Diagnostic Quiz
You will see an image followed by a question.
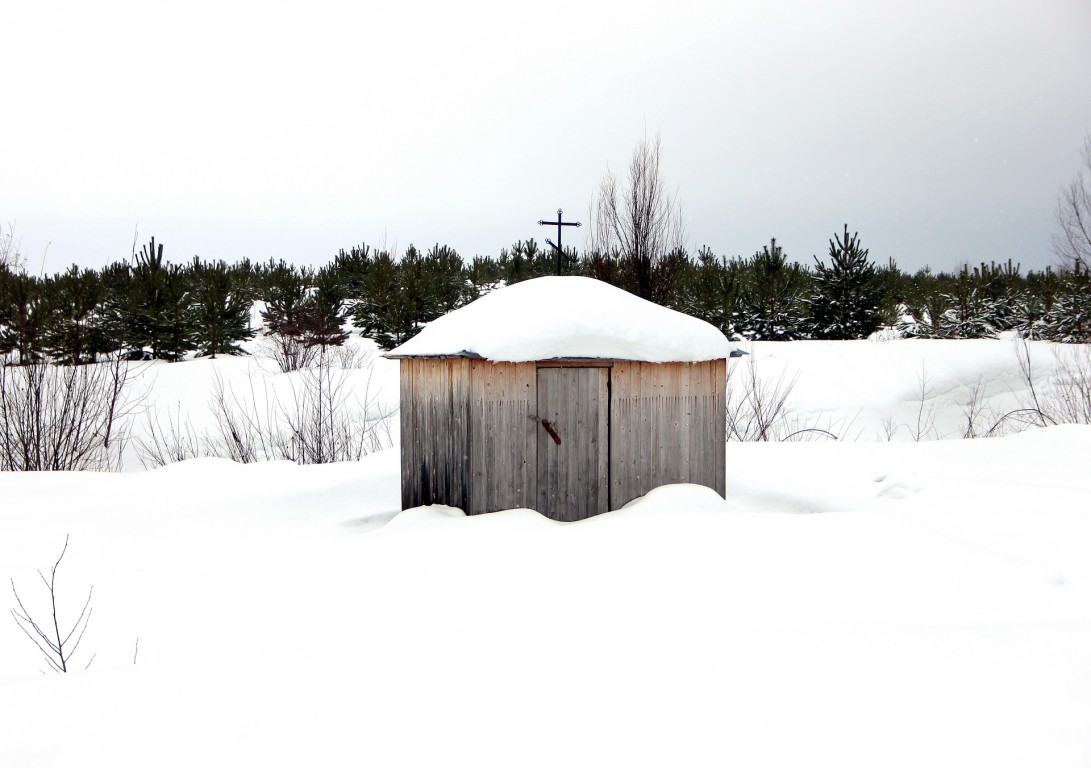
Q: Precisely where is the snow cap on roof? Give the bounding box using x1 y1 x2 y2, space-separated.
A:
387 275 734 363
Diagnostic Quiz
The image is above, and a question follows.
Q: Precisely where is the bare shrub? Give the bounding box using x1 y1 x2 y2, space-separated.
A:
958 378 988 439
259 332 320 374
726 351 799 441
985 338 1091 436
10 535 95 673
205 347 395 464
134 402 205 469
0 355 137 471
208 371 270 463
725 351 848 442
1048 344 1091 424
275 352 392 463
908 366 939 442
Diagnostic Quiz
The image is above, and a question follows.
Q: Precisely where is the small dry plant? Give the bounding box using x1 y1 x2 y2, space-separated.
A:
10 535 95 673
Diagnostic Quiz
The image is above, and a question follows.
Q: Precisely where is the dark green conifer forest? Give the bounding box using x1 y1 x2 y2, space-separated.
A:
1 229 1088 364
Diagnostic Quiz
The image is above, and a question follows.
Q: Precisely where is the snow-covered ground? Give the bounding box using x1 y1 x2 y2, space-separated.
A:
2 337 1090 767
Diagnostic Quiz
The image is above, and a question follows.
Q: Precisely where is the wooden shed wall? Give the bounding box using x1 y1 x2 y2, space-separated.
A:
399 357 471 512
608 360 726 509
399 357 727 518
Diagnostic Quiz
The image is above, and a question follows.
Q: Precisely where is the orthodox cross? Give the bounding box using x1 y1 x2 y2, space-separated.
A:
538 208 581 275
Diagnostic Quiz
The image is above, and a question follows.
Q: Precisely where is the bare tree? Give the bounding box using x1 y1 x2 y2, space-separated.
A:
10 535 95 673
589 133 688 302
1053 134 1091 272
1 222 26 272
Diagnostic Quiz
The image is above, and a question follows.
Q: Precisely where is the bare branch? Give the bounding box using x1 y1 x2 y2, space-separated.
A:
9 536 94 673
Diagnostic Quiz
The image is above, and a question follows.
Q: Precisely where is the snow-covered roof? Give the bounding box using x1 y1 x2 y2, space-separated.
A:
386 276 734 363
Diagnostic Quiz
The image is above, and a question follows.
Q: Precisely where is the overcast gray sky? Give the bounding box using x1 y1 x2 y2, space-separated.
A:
4 0 1090 276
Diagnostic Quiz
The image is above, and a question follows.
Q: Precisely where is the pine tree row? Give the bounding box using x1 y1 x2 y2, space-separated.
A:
2 230 1088 365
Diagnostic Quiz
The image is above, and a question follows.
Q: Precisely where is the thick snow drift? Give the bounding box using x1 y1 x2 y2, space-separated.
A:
386 276 734 362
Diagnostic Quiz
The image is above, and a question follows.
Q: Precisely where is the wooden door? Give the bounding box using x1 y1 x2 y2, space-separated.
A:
535 367 609 522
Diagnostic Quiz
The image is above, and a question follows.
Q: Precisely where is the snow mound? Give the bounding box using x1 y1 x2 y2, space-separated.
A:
387 276 734 362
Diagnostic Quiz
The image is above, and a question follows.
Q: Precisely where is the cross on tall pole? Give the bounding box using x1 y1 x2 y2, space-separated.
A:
538 208 581 276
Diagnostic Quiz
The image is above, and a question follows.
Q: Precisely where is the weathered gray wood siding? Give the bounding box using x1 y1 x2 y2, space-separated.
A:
400 357 727 518
609 360 726 509
399 357 471 511
535 367 609 522
467 360 536 514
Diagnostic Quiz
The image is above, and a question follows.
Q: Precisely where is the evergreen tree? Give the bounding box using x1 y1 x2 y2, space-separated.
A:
97 261 135 354
677 246 741 337
351 249 413 349
331 244 373 301
299 264 350 349
581 248 623 289
191 258 255 357
1041 264 1091 342
498 239 553 285
808 225 883 340
41 266 111 364
157 263 196 360
398 245 431 332
122 238 194 360
260 261 310 338
0 270 47 362
735 238 810 341
933 262 1023 339
897 267 954 338
424 243 467 316
464 255 503 300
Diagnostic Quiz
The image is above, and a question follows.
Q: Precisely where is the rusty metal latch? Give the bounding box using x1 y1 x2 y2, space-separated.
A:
529 414 562 445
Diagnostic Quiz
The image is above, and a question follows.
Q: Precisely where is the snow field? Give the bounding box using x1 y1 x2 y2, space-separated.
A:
1 338 1090 766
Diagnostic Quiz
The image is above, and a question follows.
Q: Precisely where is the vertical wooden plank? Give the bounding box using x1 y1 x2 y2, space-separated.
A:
468 360 485 514
712 358 727 496
519 363 536 511
596 366 609 514
400 359 416 509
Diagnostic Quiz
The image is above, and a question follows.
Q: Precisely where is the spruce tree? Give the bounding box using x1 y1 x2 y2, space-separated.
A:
808 225 883 340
